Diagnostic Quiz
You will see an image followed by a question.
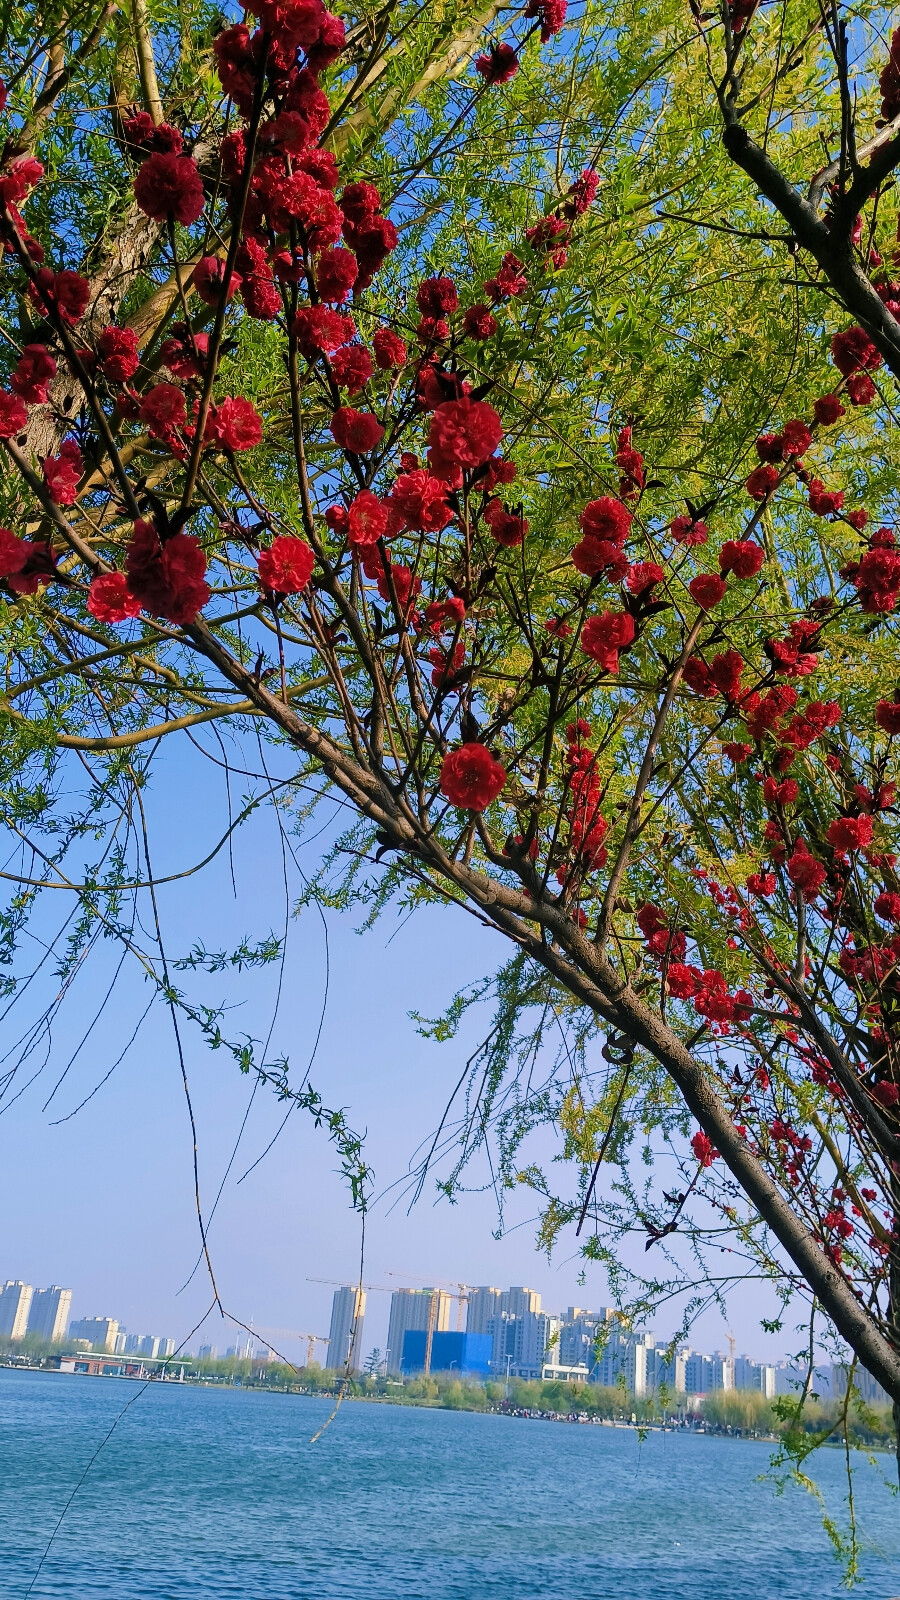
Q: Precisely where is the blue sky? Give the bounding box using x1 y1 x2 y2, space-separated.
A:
0 733 793 1366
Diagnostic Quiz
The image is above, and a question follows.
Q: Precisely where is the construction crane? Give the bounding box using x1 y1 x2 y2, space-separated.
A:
307 1277 392 1292
385 1271 471 1333
256 1327 328 1366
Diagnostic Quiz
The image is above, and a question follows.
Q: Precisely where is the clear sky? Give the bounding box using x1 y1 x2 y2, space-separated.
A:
0 733 792 1366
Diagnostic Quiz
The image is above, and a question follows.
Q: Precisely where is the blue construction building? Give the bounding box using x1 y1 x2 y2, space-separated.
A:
400 1330 492 1375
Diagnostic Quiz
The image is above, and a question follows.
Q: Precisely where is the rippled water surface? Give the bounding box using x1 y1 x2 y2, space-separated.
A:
3 1368 900 1598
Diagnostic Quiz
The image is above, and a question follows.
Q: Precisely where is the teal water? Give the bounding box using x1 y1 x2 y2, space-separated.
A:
2 1370 900 1599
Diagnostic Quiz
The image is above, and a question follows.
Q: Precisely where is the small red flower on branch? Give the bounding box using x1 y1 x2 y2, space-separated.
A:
257 536 315 595
440 743 507 810
581 610 636 673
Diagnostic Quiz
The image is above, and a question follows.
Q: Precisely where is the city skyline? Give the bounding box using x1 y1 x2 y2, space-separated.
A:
2 1266 883 1402
0 1266 807 1377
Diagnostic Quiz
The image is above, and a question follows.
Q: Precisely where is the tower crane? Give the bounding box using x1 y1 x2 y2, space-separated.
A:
256 1327 329 1366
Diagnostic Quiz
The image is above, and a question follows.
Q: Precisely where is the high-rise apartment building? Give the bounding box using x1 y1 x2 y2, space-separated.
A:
591 1324 656 1396
68 1317 119 1352
157 1338 175 1359
0 1281 34 1340
327 1286 366 1372
644 1342 687 1393
558 1308 614 1372
198 1344 218 1361
26 1286 72 1343
386 1288 450 1373
466 1287 503 1335
475 1286 544 1374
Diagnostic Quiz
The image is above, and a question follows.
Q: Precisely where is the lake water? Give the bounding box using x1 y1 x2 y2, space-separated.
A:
2 1369 900 1599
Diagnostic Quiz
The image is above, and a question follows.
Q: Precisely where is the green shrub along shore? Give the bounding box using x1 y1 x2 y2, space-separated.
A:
3 1337 894 1450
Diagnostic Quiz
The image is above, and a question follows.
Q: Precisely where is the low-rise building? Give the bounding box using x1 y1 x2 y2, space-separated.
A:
400 1330 492 1375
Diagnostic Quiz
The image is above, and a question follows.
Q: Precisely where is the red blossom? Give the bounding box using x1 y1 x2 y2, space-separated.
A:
192 256 241 307
826 814 874 854
427 397 503 477
475 43 519 83
670 515 708 546
98 326 140 383
831 326 881 376
763 777 798 807
417 277 458 318
722 741 752 763
87 571 141 623
205 397 263 451
580 610 636 672
376 560 420 612
683 658 716 697
372 327 407 369
579 497 631 545
139 383 186 440
425 597 466 632
689 574 725 610
160 327 208 380
440 743 507 809
847 372 877 405
462 304 498 340
484 499 527 546
746 871 776 897
134 152 205 225
42 439 82 505
0 155 43 209
787 839 827 901
876 700 900 735
28 268 90 324
390 470 453 532
523 0 568 43
691 1130 718 1167
6 541 59 595
330 407 384 454
293 305 356 359
719 539 764 579
625 560 663 595
667 963 701 999
11 344 55 404
755 433 784 463
484 251 527 301
257 536 315 595
571 536 629 580
813 393 845 426
875 891 900 923
808 479 844 517
745 464 779 500
0 391 27 437
710 649 744 700
780 419 811 457
315 247 358 302
330 345 374 393
126 520 210 625
853 545 900 612
347 491 389 547
0 527 29 577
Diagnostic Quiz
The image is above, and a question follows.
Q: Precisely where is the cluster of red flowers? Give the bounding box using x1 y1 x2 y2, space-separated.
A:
561 724 609 876
842 527 900 613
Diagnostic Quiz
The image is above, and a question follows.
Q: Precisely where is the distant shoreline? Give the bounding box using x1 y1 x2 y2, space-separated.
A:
0 1362 866 1450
